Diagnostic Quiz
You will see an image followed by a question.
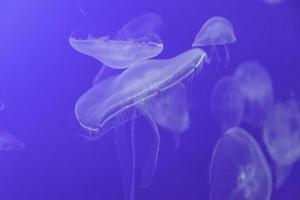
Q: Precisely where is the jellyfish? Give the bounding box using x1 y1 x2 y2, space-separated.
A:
0 131 25 151
209 127 272 200
93 65 122 85
234 61 274 126
75 48 207 200
69 12 163 69
192 16 236 67
0 102 4 111
211 76 244 131
263 99 300 187
263 0 285 5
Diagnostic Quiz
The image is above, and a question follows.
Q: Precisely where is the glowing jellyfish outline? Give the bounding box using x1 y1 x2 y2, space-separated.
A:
211 75 244 131
192 16 236 66
75 48 207 200
209 127 272 200
263 99 300 187
0 131 25 151
69 12 163 69
234 61 274 126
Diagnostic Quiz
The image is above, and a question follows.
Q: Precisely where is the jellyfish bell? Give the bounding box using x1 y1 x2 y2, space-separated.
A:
75 48 207 199
211 75 244 131
0 131 25 151
209 127 272 200
234 61 274 126
192 16 236 66
263 99 300 184
69 13 164 70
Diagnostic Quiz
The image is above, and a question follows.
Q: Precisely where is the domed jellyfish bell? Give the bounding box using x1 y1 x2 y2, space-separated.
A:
69 12 164 70
75 48 207 200
209 127 272 200
263 99 300 188
211 75 244 131
234 61 274 127
0 131 25 151
192 16 236 68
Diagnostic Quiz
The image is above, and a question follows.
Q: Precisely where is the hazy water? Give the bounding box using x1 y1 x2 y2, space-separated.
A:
0 0 300 199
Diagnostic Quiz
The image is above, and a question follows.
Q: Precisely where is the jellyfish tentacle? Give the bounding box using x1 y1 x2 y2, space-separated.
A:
113 116 136 200
139 107 160 188
223 44 230 68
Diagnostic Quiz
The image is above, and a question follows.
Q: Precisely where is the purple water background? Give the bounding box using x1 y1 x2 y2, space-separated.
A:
0 0 299 199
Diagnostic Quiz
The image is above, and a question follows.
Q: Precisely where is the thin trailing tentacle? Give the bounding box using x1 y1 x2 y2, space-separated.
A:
113 111 136 200
139 107 160 188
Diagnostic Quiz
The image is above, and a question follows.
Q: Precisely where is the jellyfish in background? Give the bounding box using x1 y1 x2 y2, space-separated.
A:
75 48 207 200
0 131 25 151
234 61 274 126
69 12 163 69
0 102 4 111
211 76 244 131
263 0 285 5
263 99 300 187
192 16 236 66
209 127 272 200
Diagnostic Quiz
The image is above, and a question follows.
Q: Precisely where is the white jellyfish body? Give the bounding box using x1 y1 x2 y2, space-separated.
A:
209 127 272 200
0 131 25 151
69 12 163 69
234 61 274 126
0 102 4 111
75 48 207 200
211 76 244 130
263 99 300 187
192 16 236 66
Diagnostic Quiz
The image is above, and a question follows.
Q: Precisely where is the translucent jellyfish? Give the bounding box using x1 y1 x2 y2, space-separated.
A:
0 102 4 111
0 131 25 151
69 12 163 69
234 61 274 126
263 99 300 187
209 127 272 200
75 48 207 200
192 16 236 66
211 76 244 131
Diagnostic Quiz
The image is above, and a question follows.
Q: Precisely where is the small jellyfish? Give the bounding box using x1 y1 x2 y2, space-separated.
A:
0 131 25 151
234 61 274 126
263 99 300 187
69 12 163 69
192 16 236 67
75 48 207 200
209 127 272 200
211 76 244 131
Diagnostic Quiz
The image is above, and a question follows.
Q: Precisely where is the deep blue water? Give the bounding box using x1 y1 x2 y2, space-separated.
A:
0 0 300 199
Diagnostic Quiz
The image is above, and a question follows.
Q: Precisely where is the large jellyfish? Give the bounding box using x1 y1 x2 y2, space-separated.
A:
211 76 244 131
192 16 236 66
263 99 300 187
234 61 274 126
69 12 163 69
75 48 207 200
209 127 272 200
0 131 25 151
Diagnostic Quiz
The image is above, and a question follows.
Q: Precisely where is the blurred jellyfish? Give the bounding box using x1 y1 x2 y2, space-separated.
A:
69 12 163 69
263 99 300 187
234 61 274 126
142 83 190 149
211 76 244 131
192 16 236 66
0 131 25 151
75 48 207 200
263 0 285 5
209 127 272 200
0 102 4 111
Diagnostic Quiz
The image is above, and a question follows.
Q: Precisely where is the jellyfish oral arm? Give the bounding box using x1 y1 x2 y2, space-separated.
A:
138 107 160 188
113 120 136 200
